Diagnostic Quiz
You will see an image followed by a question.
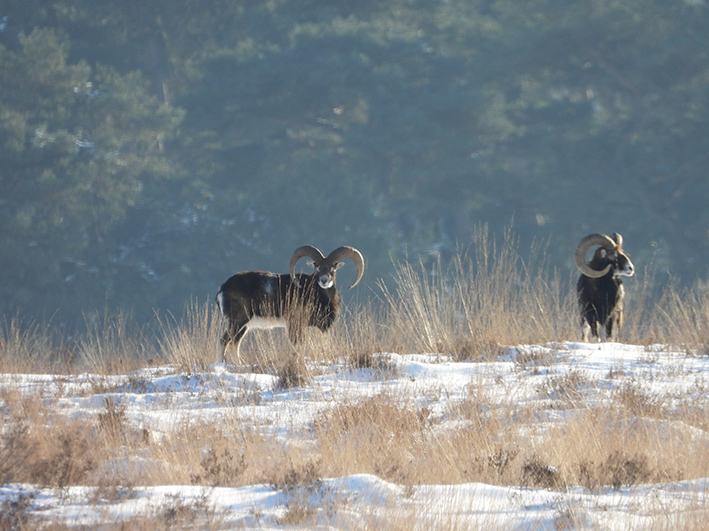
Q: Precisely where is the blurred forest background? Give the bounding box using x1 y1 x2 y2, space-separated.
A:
1 0 708 327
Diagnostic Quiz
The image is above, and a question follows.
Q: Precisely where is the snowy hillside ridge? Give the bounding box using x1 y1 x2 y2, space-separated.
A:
1 342 708 530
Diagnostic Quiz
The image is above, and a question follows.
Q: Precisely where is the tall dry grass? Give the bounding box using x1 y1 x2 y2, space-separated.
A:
155 299 224 372
76 311 159 373
643 281 709 348
2 226 705 376
0 317 58 373
378 227 577 358
0 311 158 375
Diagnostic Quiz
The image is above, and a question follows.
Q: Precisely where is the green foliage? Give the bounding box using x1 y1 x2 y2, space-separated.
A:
0 26 182 320
1 0 709 324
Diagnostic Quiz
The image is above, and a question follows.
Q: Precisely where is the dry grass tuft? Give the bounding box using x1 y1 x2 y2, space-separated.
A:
530 408 702 491
157 300 223 371
149 416 271 488
521 457 562 489
0 492 36 531
0 318 62 374
0 396 96 487
76 311 157 374
316 393 429 484
275 355 310 389
537 369 593 405
268 455 322 490
278 500 318 527
613 382 668 418
379 227 577 355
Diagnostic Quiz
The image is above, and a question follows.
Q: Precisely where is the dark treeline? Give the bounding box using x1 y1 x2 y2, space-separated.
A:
1 0 708 326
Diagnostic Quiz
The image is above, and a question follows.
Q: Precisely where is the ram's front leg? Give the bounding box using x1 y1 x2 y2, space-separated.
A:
607 307 623 342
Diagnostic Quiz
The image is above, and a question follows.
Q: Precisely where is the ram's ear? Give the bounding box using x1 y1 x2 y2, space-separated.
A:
306 260 317 269
598 249 607 258
334 261 345 270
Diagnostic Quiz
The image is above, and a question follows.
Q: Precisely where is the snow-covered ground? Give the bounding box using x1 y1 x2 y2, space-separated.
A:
1 341 708 529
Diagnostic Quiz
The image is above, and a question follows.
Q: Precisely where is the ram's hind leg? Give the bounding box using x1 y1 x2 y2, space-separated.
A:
218 323 248 364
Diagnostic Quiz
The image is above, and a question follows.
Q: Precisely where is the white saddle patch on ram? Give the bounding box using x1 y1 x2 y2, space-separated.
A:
247 316 287 330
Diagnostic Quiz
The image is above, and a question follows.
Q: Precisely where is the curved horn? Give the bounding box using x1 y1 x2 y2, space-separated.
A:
289 245 325 278
612 232 623 248
575 233 616 278
325 246 365 289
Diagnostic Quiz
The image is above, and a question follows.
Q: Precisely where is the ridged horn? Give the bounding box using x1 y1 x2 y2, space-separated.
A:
575 233 617 278
289 245 326 278
612 232 623 248
325 246 365 289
